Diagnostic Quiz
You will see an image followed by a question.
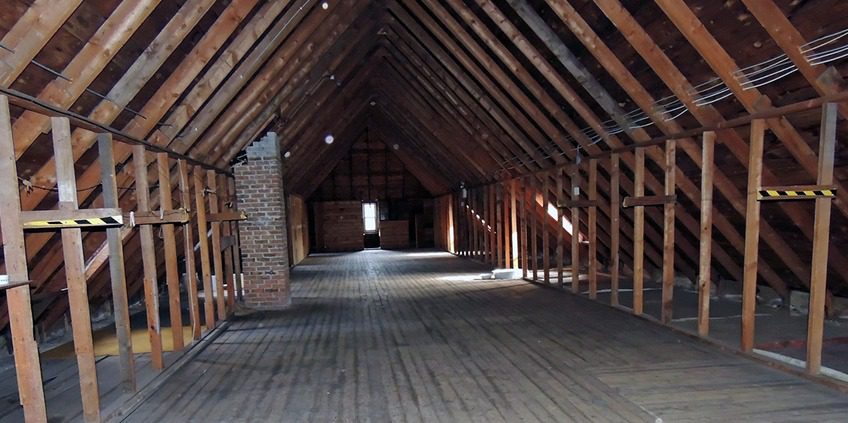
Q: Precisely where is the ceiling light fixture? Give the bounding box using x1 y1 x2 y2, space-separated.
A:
321 1 329 10
324 133 334 144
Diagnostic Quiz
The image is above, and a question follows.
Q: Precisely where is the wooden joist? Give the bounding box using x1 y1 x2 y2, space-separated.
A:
622 195 677 208
0 95 47 421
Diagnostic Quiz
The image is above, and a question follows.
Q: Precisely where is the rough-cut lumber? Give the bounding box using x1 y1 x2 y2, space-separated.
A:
98 133 135 392
133 145 165 370
806 103 838 374
698 132 716 337
158 153 184 351
52 117 100 422
0 95 47 422
742 120 766 353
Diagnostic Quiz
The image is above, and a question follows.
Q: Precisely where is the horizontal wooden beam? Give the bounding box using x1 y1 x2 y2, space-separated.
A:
622 195 677 208
20 208 123 229
207 210 247 222
558 199 602 208
0 89 231 175
130 209 190 226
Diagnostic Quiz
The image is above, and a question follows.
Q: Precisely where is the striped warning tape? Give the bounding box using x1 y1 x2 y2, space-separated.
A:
23 215 123 229
757 189 835 200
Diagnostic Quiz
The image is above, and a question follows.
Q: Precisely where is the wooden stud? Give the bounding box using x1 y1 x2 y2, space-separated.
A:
610 153 621 306
662 140 677 323
483 186 490 263
556 168 565 288
510 179 519 269
179 161 202 340
496 183 504 267
97 133 135 391
698 132 716 337
53 117 101 422
0 95 47 422
227 177 242 305
530 178 539 281
219 174 235 313
207 170 226 321
742 119 766 353
570 164 581 294
520 177 528 278
806 103 838 374
588 159 598 299
633 148 645 315
132 144 164 370
157 153 184 351
469 189 476 260
543 172 551 284
194 167 216 331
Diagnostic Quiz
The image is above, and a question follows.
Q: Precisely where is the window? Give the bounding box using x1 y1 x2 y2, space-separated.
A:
362 202 378 233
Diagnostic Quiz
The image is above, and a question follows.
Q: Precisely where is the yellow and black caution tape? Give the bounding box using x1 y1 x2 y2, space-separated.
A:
757 189 835 200
23 215 123 229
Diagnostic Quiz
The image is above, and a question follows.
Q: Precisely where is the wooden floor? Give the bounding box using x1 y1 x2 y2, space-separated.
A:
125 250 848 422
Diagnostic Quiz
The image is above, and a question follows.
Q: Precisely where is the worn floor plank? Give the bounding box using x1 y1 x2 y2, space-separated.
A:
125 250 848 422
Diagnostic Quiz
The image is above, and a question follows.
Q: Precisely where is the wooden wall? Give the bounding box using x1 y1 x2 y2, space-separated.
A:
288 194 310 265
312 201 364 252
380 220 409 249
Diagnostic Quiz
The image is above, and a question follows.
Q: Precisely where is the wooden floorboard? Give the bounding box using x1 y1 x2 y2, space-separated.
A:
124 250 848 422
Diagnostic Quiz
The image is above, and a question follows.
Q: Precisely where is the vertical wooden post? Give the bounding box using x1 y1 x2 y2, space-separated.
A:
542 172 551 285
132 145 164 370
570 164 581 294
496 183 504 267
610 153 621 307
227 177 243 305
469 189 476 261
510 179 519 269
489 184 496 265
489 184 495 265
633 148 646 315
556 168 565 288
157 153 184 351
742 119 766 353
194 168 216 330
588 159 598 300
208 170 226 321
520 177 528 278
698 132 716 337
530 177 539 281
0 95 47 422
219 174 234 314
662 140 677 323
500 184 506 266
178 161 202 340
53 117 100 422
98 133 135 391
806 103 838 374
483 185 490 264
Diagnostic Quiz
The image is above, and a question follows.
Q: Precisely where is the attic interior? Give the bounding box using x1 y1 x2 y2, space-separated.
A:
1 0 848 421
